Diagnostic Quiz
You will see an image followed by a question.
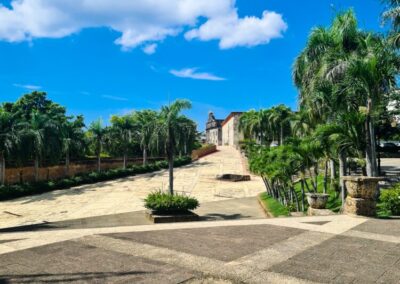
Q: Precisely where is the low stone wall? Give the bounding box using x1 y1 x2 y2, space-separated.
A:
4 158 162 185
191 145 217 160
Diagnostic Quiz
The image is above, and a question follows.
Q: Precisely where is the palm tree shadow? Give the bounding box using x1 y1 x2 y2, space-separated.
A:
0 271 152 283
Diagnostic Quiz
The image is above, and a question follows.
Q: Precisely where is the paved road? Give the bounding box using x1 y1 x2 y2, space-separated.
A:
0 147 265 229
0 215 398 283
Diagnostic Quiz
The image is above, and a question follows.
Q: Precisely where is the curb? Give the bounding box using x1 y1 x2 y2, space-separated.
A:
257 193 274 218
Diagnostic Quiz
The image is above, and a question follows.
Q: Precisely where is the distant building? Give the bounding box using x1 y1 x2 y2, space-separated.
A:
205 112 223 146
221 112 244 147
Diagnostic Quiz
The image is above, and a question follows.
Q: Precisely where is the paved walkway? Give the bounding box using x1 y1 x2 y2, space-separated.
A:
0 147 265 229
0 215 399 283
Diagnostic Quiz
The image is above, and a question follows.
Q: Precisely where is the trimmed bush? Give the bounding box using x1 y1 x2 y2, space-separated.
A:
144 191 199 213
0 156 192 201
379 186 400 216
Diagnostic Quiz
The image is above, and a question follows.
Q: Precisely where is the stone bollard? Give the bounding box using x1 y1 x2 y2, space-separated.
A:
342 176 383 217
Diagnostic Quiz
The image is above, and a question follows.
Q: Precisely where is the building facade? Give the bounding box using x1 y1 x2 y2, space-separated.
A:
205 112 223 146
221 112 243 147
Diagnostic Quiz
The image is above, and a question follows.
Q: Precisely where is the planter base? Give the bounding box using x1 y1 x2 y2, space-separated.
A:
145 210 200 223
343 197 376 217
307 207 336 216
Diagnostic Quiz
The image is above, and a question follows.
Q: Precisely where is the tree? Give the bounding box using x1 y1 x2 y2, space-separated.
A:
151 100 192 195
0 108 17 185
61 116 85 175
382 0 400 47
268 105 292 145
88 119 106 172
110 115 136 169
132 110 158 165
19 111 57 181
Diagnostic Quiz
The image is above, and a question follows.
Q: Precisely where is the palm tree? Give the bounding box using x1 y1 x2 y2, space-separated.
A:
382 0 400 47
61 116 85 175
110 115 136 169
20 111 56 182
268 105 292 145
0 109 17 185
151 100 192 195
132 110 158 165
88 119 106 172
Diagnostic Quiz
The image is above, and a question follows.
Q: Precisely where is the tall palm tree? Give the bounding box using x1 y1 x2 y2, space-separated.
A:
382 0 400 47
0 109 17 185
151 99 192 195
20 111 57 182
268 105 292 145
110 115 136 169
88 119 106 172
61 116 85 175
132 110 158 165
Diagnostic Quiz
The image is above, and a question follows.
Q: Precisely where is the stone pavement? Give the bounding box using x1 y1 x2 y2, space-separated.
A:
0 146 265 229
0 215 399 283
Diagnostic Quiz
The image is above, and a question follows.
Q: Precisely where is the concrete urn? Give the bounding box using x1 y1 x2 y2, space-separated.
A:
306 193 330 209
342 176 383 217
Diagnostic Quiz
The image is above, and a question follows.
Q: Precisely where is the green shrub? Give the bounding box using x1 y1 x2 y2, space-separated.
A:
144 191 199 213
379 186 400 216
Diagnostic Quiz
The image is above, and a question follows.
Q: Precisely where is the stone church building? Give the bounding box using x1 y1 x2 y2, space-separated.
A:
206 111 244 147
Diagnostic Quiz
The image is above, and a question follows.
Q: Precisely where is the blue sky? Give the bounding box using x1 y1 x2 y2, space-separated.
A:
0 0 386 131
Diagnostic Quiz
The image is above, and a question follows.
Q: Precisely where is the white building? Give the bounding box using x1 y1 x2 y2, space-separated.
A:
221 112 244 147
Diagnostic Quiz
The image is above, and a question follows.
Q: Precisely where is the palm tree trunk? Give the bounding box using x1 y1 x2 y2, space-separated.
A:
143 148 148 166
34 155 39 182
339 150 347 207
365 99 378 177
300 180 305 211
123 153 127 170
323 160 328 194
280 124 284 145
65 150 70 177
0 152 5 185
330 159 335 190
168 152 174 195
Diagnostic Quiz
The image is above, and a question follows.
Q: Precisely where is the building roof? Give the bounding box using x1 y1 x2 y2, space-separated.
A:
221 112 243 127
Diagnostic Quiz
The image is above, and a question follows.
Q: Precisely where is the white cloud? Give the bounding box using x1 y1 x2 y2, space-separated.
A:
142 43 157 55
102 95 129 101
13 83 42 90
170 68 226 81
0 0 287 52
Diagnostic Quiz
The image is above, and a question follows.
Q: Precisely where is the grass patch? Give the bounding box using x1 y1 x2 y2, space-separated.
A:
259 192 290 217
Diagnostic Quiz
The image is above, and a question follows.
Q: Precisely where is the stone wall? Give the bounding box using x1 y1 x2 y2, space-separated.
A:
191 145 217 160
4 158 163 185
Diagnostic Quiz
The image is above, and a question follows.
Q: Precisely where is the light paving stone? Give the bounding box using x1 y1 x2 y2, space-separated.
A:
0 146 265 229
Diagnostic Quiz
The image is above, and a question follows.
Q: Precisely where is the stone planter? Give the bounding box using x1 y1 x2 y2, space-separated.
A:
342 176 384 217
306 193 330 209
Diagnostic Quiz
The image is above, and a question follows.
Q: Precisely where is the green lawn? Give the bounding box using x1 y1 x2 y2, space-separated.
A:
259 192 290 217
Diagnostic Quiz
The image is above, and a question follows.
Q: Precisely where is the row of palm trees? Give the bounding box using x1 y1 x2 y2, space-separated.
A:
88 100 195 194
0 92 197 194
242 7 400 210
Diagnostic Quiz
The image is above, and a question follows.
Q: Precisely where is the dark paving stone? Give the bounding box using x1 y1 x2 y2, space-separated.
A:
268 234 400 284
107 224 305 262
0 240 198 284
352 218 400 237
